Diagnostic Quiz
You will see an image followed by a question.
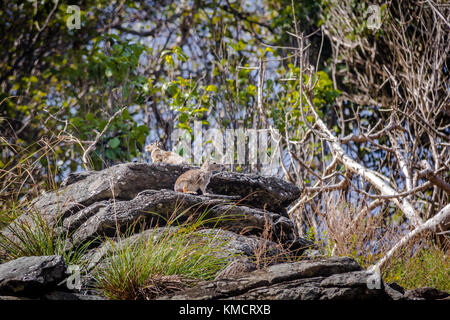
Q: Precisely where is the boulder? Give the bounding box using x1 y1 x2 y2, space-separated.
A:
0 295 35 300
32 163 301 221
2 163 303 253
159 256 393 300
207 170 302 213
43 291 105 300
384 283 405 300
65 190 301 248
214 259 257 280
0 255 66 296
404 287 449 300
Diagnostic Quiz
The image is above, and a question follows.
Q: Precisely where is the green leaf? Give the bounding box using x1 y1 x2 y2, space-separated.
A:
122 108 130 120
105 149 116 160
179 113 189 123
137 125 149 134
205 84 217 93
173 46 188 62
166 83 178 96
86 113 94 122
165 55 174 66
177 122 191 132
112 44 123 52
109 137 120 149
70 117 83 128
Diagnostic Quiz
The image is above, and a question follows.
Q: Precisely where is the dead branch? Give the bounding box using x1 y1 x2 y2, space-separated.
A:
374 203 450 270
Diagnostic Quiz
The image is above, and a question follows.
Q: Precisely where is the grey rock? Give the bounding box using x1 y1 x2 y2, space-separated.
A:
192 229 282 259
263 256 361 283
161 256 367 300
233 277 325 300
62 200 113 232
404 287 449 300
318 286 381 300
214 259 257 280
60 171 93 188
384 283 405 300
207 170 301 213
67 190 303 248
3 163 304 254
0 255 66 296
318 271 388 299
0 295 36 300
387 282 405 294
43 290 106 300
160 256 402 300
31 162 301 222
319 270 377 288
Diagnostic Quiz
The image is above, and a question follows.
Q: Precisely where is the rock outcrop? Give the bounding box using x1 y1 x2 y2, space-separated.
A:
404 287 450 300
33 162 301 220
0 255 66 296
0 162 447 300
5 163 303 249
66 189 298 248
161 257 396 300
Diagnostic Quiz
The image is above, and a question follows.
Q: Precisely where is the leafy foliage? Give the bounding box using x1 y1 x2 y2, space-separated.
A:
0 0 330 195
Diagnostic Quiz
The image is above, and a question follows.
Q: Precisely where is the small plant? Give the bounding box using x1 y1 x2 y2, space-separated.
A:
251 210 297 268
0 201 20 230
382 242 450 292
304 194 450 292
0 205 93 267
95 209 232 300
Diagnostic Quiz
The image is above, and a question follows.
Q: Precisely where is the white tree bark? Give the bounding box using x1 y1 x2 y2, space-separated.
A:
373 203 450 270
304 93 424 227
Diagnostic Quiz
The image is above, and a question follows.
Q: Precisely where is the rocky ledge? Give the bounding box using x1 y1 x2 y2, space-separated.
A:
0 162 447 300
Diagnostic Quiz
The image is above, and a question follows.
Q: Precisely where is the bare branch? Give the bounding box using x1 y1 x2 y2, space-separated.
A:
374 203 450 270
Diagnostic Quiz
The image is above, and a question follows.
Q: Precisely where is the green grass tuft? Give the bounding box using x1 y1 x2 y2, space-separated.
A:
0 206 93 267
95 221 231 300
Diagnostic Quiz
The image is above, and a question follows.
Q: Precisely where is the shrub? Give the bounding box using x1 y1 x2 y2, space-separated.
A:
0 206 93 267
382 242 450 292
95 224 231 300
94 208 233 300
